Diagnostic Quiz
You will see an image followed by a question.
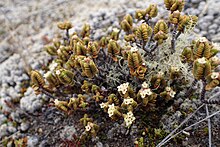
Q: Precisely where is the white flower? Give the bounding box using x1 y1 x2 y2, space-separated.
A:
140 90 146 98
85 124 91 131
128 98 133 104
169 90 176 98
54 99 60 106
108 103 115 109
100 102 108 109
145 89 152 96
113 28 120 33
130 46 138 52
171 66 179 72
57 49 61 55
197 57 206 64
56 70 61 75
212 43 220 51
210 56 219 62
140 89 152 98
166 87 171 92
49 61 58 71
124 99 130 105
158 72 164 76
123 98 134 105
142 82 149 89
108 110 114 117
127 111 133 118
198 37 207 42
211 72 219 79
44 71 52 78
117 82 129 94
108 104 116 117
124 111 136 127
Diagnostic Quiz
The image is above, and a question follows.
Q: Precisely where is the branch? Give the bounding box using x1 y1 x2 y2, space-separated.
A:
205 104 212 147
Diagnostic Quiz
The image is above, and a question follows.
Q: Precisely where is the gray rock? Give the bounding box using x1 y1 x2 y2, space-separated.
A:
20 121 30 132
27 136 39 147
0 124 9 139
7 125 17 133
59 126 77 140
20 87 43 113
96 141 104 147
0 114 7 125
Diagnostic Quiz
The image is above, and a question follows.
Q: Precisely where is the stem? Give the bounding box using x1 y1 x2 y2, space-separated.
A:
150 42 158 52
175 31 181 39
204 99 220 105
144 14 150 25
146 32 154 48
171 25 177 54
205 105 212 147
201 78 207 101
185 79 198 98
40 87 57 99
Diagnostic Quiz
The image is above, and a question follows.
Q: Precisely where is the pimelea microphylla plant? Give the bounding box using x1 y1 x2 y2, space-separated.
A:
31 0 220 145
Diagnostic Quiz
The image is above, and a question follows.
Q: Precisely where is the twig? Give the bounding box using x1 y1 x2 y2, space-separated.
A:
201 78 207 100
156 104 204 147
157 110 220 147
175 31 181 39
185 79 198 98
205 104 212 147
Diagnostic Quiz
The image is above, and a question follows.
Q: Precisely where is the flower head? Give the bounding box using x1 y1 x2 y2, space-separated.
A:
211 72 219 79
107 104 116 117
130 46 138 52
197 57 206 64
55 70 61 75
124 111 136 127
100 102 108 109
85 123 91 131
210 56 219 62
49 61 58 71
142 82 149 89
117 82 129 95
44 71 52 78
123 98 134 105
165 87 171 92
139 88 152 98
113 28 120 33
171 66 180 72
54 99 60 106
169 90 176 98
198 37 207 42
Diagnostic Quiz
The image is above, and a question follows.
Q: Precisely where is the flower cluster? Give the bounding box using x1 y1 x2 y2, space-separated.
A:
197 57 207 64
124 111 136 127
139 88 152 98
165 87 176 98
211 72 219 79
123 98 135 105
117 82 129 94
107 104 116 117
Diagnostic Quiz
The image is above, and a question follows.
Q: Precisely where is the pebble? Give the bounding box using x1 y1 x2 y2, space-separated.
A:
20 121 30 132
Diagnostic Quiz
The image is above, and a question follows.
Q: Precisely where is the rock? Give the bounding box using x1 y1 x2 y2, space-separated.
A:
96 141 104 147
0 124 9 139
0 114 7 125
7 125 17 133
20 121 30 132
59 126 77 140
27 136 39 147
20 87 43 113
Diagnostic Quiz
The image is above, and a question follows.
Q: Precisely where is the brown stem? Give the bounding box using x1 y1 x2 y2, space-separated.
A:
185 79 198 98
201 78 207 101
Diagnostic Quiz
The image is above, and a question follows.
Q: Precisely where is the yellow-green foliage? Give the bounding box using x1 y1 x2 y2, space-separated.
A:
30 0 220 145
